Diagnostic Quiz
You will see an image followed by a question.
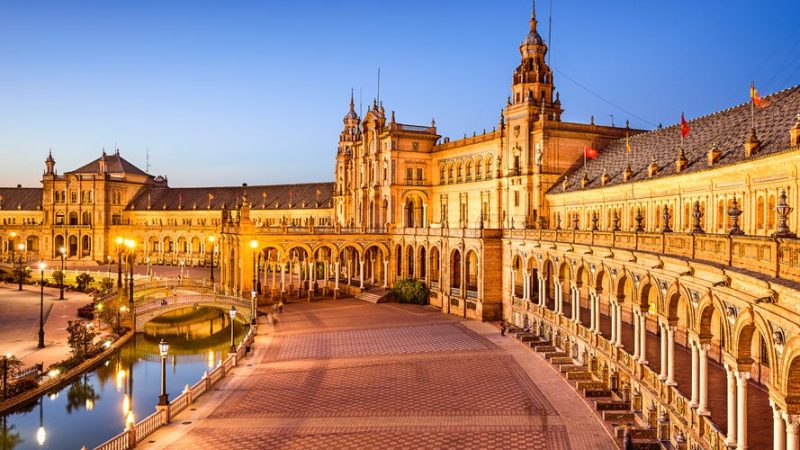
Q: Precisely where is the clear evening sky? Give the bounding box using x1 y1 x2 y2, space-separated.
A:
1 1 798 187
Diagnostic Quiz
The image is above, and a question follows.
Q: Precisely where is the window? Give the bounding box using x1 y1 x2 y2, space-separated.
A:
406 168 413 181
514 191 520 207
112 214 121 225
416 168 423 181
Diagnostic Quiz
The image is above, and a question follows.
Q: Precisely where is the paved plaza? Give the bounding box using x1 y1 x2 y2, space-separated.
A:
141 299 616 449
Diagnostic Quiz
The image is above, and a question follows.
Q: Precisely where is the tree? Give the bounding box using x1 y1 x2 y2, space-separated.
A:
391 279 429 305
100 277 114 293
1 354 23 397
66 320 98 360
75 273 94 293
52 270 64 288
13 267 30 289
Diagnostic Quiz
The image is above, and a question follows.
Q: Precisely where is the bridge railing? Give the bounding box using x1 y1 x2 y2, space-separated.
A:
95 326 257 450
97 278 219 306
134 294 252 319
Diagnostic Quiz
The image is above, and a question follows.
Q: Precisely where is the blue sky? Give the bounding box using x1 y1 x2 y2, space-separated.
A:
1 0 798 187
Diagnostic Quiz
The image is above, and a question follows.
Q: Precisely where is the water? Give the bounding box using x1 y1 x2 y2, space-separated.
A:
1 307 247 450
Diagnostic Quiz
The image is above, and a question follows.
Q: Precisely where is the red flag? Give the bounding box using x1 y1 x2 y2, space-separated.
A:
584 146 599 160
750 82 769 109
680 112 690 138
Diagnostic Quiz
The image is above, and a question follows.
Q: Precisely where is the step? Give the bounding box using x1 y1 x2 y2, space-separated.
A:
552 357 575 366
583 388 613 398
595 400 630 411
528 340 550 348
566 371 593 380
558 364 585 373
544 351 568 360
518 334 540 342
576 380 606 390
355 289 391 304
631 441 662 450
534 345 556 353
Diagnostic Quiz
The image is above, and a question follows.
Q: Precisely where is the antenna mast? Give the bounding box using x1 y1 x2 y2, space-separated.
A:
146 148 150 173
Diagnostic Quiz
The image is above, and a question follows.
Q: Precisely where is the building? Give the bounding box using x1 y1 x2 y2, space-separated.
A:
2 4 800 449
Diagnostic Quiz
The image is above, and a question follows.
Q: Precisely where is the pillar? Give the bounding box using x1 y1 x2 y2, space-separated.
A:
522 270 529 301
359 260 364 289
772 402 786 450
659 324 668 380
736 371 750 450
638 313 648 364
589 292 596 331
698 344 710 415
280 263 286 292
383 260 388 288
787 417 799 450
666 327 676 386
726 365 738 446
511 270 516 298
594 295 600 333
610 301 617 342
633 310 640 359
539 277 545 307
334 261 340 291
555 281 562 314
615 303 623 347
690 342 699 408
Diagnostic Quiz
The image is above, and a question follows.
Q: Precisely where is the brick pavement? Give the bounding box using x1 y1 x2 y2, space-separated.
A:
140 299 616 450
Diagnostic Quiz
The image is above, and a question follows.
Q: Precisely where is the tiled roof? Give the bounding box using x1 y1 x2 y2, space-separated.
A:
127 182 334 211
69 151 150 176
0 187 42 211
552 84 800 193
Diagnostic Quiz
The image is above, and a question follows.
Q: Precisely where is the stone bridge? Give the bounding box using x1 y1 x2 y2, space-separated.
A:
133 293 253 332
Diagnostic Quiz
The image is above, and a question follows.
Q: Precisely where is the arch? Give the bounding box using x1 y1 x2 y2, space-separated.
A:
284 243 315 258
54 235 65 256
406 244 415 278
25 235 39 253
664 283 695 330
395 244 403 277
82 211 92 226
81 235 91 257
637 278 660 314
732 308 776 371
475 156 483 181
418 246 427 282
485 155 494 179
429 246 441 286
68 235 78 257
465 250 479 293
68 211 79 226
450 248 462 290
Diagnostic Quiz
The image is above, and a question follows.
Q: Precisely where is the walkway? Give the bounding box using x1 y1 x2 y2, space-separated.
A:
0 282 92 369
141 299 616 449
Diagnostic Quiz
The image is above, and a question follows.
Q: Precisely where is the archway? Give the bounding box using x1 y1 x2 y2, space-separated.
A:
406 245 415 278
511 255 523 298
81 235 91 258
364 245 386 287
450 249 462 293
68 235 78 257
418 247 427 283
465 250 478 295
429 247 441 288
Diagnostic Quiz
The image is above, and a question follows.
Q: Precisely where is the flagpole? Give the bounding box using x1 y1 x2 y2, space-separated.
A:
751 81 756 131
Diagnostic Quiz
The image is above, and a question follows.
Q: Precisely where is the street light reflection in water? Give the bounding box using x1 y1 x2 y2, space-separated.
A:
0 306 246 449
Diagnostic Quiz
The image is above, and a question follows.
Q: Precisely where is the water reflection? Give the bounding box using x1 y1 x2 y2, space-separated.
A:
0 307 246 450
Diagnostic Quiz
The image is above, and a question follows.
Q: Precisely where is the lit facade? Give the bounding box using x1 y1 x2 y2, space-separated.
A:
2 4 800 449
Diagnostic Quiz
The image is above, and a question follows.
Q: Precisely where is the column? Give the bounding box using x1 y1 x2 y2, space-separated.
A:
539 277 546 307
308 262 314 293
359 260 365 289
383 260 388 288
638 313 648 364
690 342 699 408
633 310 640 359
610 301 617 343
422 204 427 227
271 262 277 292
280 264 286 292
615 303 623 347
334 261 340 291
659 324 668 380
556 281 563 314
594 295 600 333
787 417 799 450
698 344 710 415
522 270 529 301
511 270 516 298
589 292 596 331
666 327 676 385
772 402 786 450
736 371 750 450
726 365 738 446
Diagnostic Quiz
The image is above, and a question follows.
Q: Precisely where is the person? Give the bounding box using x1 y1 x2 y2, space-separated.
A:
277 300 284 313
500 322 506 336
523 323 532 333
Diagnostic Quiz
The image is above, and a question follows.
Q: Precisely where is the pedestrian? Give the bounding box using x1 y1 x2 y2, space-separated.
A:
278 300 284 313
623 426 633 450
500 321 506 336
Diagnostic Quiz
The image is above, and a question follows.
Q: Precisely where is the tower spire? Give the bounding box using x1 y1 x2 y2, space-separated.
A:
530 0 537 30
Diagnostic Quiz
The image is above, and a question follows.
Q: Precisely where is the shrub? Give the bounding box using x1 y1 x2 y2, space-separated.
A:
52 270 64 287
77 304 95 320
75 273 94 292
391 279 429 305
8 378 38 397
66 320 99 360
100 277 114 293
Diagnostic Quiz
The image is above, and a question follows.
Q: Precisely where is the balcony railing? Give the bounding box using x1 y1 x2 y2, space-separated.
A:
504 228 800 285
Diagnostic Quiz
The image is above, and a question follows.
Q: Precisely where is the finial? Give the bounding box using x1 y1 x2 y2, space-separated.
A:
390 110 396 124
431 117 436 127
530 0 537 23
590 115 595 125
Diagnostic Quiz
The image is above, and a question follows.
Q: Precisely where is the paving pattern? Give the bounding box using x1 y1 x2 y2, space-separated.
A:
147 299 615 450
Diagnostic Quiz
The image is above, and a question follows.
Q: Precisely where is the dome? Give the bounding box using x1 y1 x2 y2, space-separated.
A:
523 30 544 46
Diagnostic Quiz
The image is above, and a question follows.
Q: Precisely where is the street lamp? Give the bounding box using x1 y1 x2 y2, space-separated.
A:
116 237 123 288
228 306 237 353
158 339 169 405
2 352 11 400
250 240 258 325
17 243 25 291
58 246 66 300
208 236 216 283
37 261 46 349
8 231 16 264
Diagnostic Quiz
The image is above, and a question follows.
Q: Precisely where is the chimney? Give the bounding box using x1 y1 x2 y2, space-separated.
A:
707 143 722 166
744 128 761 157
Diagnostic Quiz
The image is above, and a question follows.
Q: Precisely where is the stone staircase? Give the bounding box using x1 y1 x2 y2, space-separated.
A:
507 326 664 450
356 287 392 304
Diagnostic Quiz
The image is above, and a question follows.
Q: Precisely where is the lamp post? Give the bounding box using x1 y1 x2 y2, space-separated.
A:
208 236 216 283
17 243 25 291
8 231 16 264
106 255 111 279
58 246 66 300
228 306 237 353
2 352 10 400
125 239 135 309
37 261 46 349
158 339 169 405
116 237 123 288
250 240 258 325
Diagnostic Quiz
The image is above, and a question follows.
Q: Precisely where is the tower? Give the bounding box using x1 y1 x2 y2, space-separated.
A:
44 150 55 175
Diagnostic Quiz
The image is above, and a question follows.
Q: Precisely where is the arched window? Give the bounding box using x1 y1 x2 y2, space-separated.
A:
450 250 462 290
406 245 414 278
465 161 472 181
430 247 440 286
82 211 92 226
756 196 765 229
466 251 478 293
476 158 483 180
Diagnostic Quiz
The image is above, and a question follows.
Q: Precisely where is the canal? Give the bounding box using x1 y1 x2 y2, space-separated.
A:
1 306 247 450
